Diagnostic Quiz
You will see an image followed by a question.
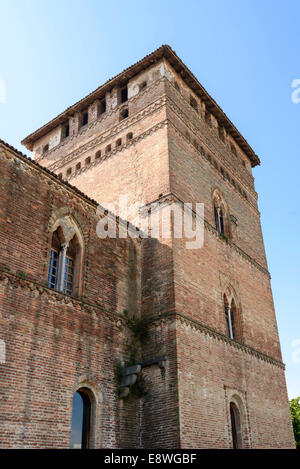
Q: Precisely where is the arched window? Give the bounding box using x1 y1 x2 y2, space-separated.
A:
120 107 129 120
224 294 236 339
229 402 242 448
212 189 230 238
223 287 242 341
47 217 83 297
70 388 92 449
214 205 225 235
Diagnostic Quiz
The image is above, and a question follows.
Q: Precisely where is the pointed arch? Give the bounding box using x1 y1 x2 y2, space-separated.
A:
223 285 242 341
47 213 85 297
212 188 230 237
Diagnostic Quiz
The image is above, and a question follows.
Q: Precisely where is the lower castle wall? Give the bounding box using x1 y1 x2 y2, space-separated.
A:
176 318 295 448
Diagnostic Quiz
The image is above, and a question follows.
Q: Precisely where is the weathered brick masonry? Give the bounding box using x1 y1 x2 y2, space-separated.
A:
0 45 295 448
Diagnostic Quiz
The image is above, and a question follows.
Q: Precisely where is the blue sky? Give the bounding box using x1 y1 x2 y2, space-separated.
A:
0 0 299 398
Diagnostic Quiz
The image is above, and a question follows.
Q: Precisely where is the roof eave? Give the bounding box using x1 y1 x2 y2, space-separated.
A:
21 44 260 167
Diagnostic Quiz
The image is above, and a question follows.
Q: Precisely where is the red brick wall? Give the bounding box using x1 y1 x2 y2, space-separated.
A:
1 53 294 448
176 319 294 448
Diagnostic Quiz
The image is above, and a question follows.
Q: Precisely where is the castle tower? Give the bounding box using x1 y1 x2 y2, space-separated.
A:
21 45 294 448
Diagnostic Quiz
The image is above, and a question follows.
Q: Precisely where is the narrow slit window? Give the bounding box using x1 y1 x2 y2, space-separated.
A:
99 99 106 115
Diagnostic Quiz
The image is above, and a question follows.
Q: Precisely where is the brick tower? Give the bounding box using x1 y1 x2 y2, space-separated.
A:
15 45 294 448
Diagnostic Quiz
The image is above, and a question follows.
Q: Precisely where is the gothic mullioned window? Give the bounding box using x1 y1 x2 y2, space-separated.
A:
47 217 84 297
213 189 229 237
225 298 236 339
223 289 241 341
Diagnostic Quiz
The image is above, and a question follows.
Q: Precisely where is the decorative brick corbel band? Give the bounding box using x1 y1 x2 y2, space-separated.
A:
35 77 166 164
65 119 168 181
147 191 270 278
0 268 122 327
165 82 255 192
46 93 168 172
149 310 285 370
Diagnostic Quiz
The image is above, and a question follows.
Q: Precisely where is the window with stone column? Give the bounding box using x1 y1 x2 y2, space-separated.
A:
212 189 231 238
47 216 84 297
223 287 242 341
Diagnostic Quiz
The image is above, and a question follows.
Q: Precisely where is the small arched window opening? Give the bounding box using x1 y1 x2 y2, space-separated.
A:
95 150 101 159
76 162 81 171
43 144 49 154
85 156 91 166
116 138 122 147
106 144 111 154
229 402 242 449
127 132 133 141
120 108 129 121
70 388 92 449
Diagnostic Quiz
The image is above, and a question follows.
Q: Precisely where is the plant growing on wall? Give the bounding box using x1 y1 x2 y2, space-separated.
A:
115 309 149 399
